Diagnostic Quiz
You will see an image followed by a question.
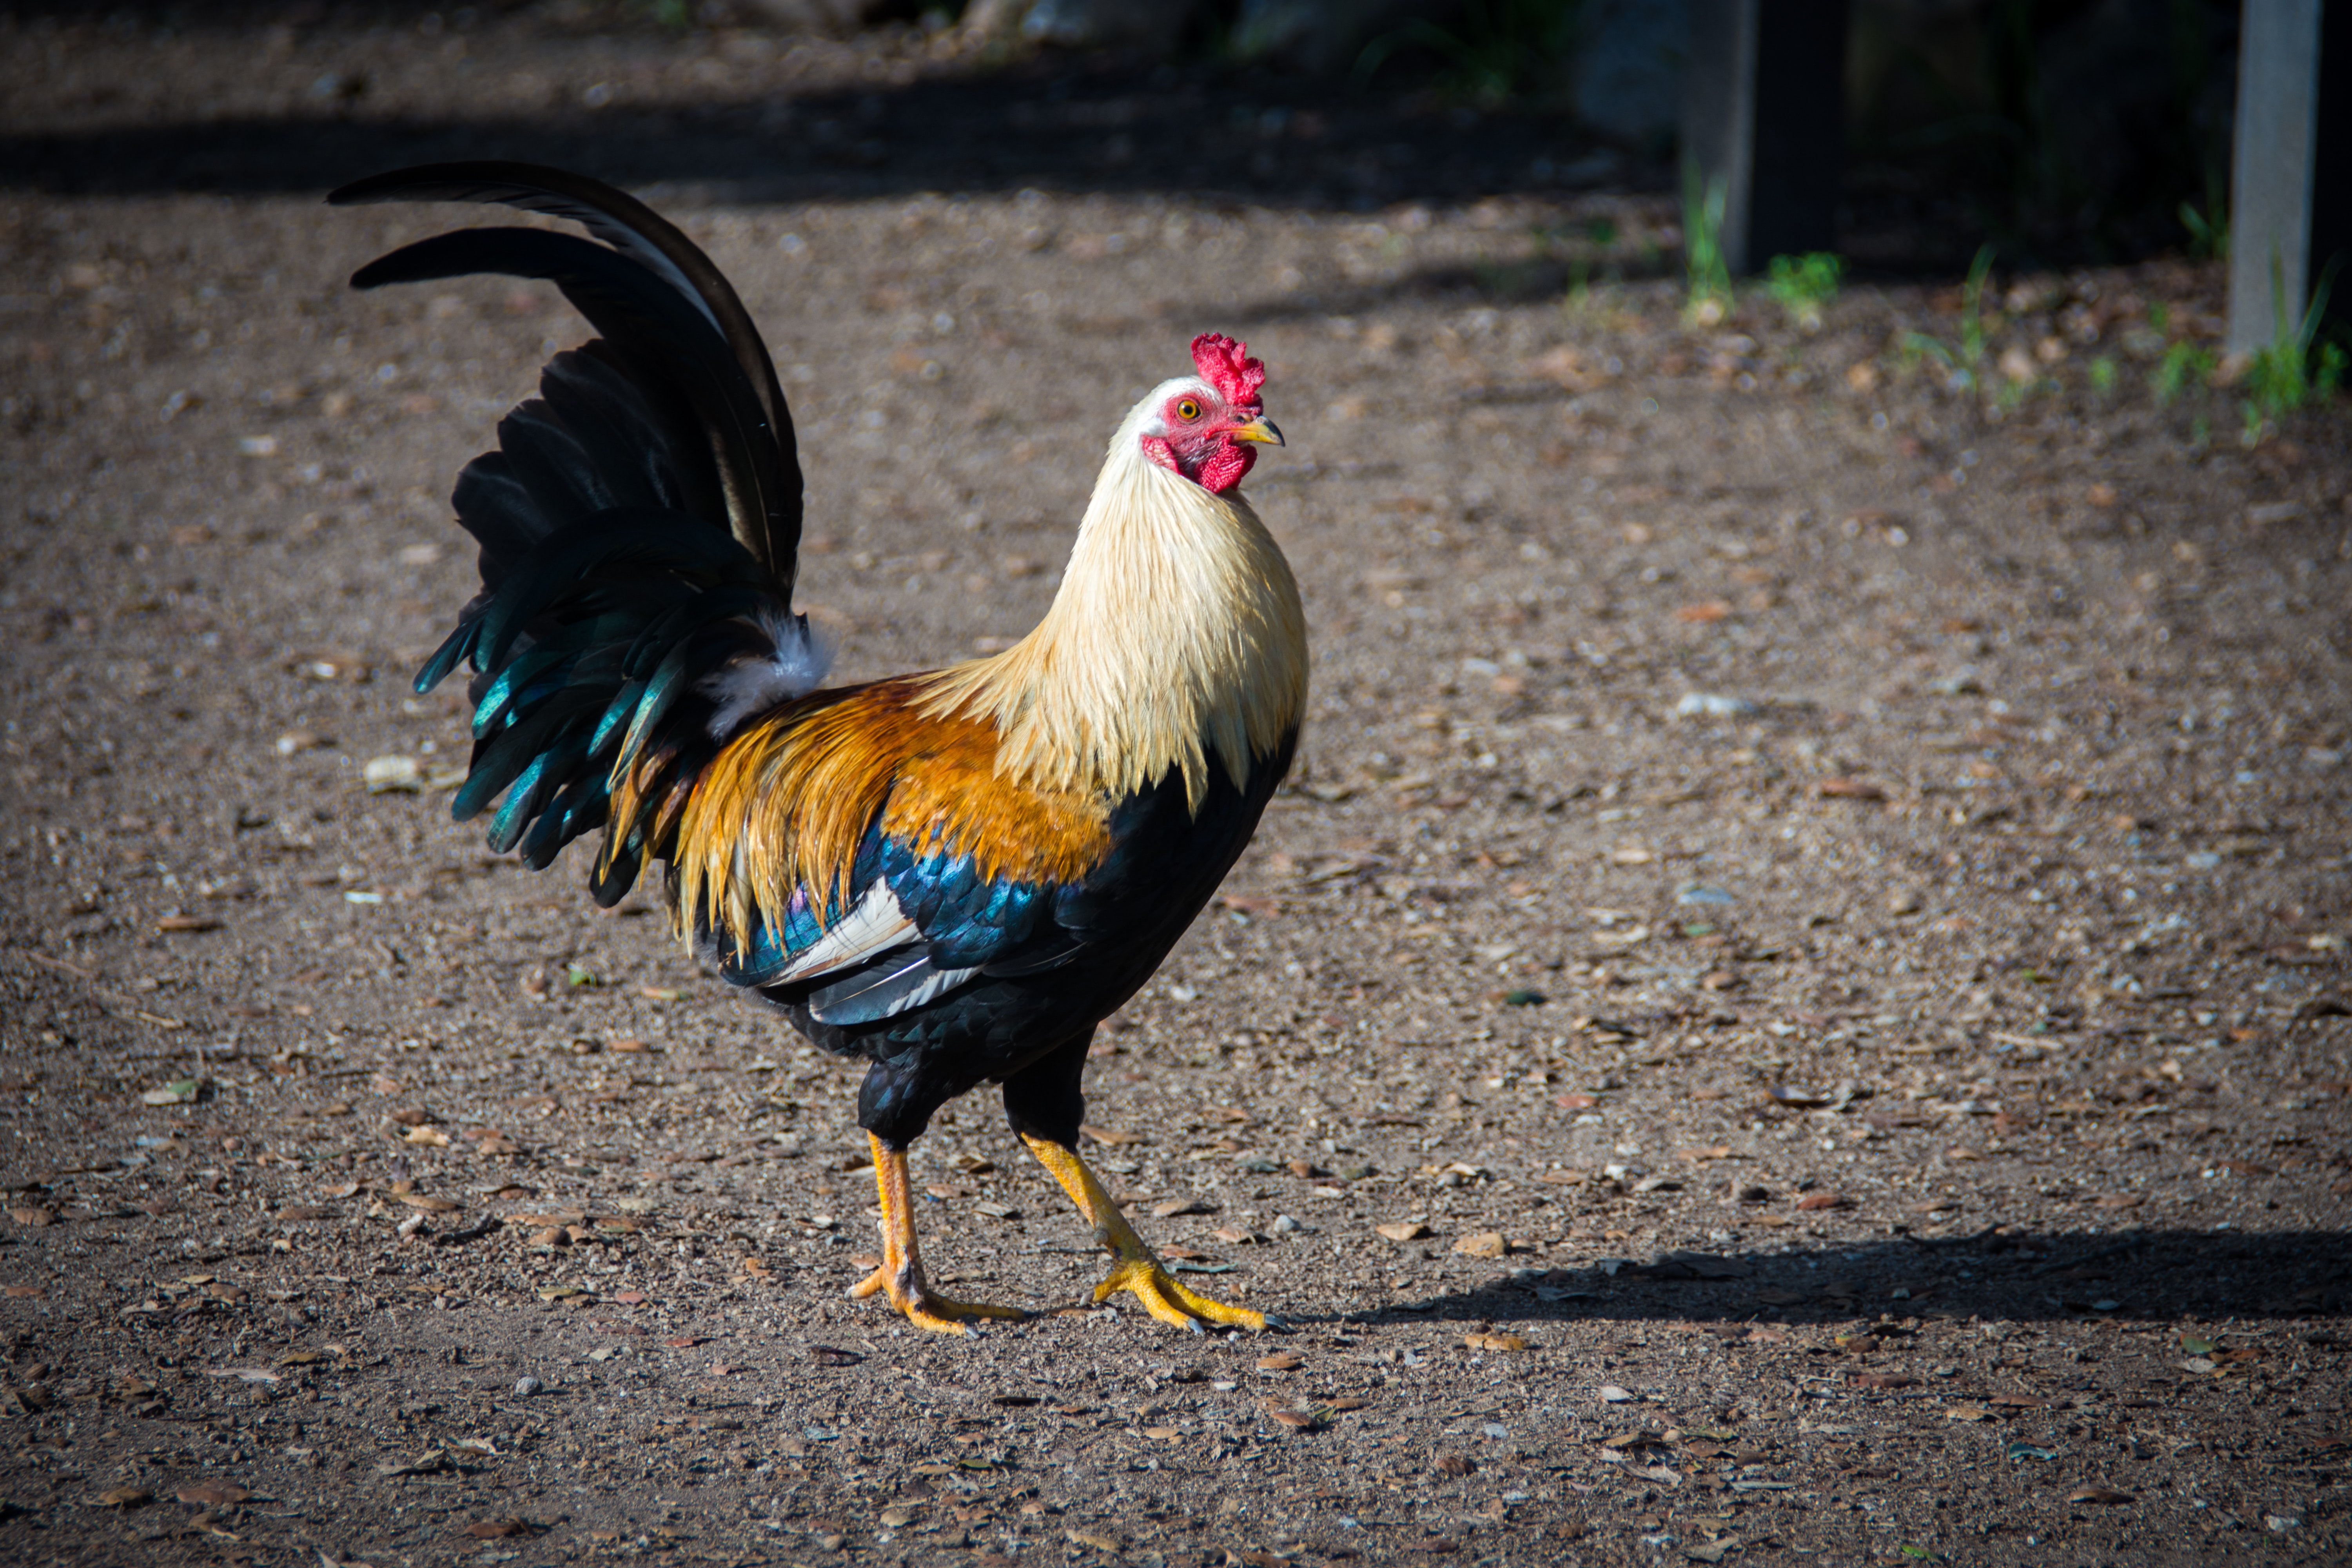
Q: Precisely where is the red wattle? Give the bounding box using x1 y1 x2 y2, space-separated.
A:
1196 439 1256 494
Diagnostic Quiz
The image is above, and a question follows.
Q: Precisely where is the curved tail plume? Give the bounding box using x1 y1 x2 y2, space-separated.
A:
329 160 802 589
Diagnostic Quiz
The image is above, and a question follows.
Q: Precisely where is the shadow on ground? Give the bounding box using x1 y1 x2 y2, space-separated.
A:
2 61 1619 215
1355 1229 2352 1328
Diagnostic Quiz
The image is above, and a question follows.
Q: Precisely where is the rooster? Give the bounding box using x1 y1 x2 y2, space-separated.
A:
329 163 1304 1335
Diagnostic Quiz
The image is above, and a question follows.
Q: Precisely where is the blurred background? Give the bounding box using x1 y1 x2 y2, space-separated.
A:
2 0 2253 276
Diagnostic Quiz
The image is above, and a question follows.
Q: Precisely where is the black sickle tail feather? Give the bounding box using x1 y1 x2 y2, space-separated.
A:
329 159 800 584
332 165 816 903
349 226 793 595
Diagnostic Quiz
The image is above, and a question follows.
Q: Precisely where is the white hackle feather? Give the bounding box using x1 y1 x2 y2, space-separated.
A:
912 377 1309 811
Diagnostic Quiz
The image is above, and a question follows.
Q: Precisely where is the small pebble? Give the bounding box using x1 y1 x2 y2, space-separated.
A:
513 1376 543 1397
1272 1214 1300 1234
362 754 423 793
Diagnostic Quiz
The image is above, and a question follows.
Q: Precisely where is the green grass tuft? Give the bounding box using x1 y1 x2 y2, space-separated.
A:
1765 253 1842 328
1680 159 1731 321
2241 252 2345 436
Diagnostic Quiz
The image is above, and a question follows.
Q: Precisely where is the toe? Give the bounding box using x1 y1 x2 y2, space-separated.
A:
1171 1289 1267 1331
901 1306 982 1337
1134 1280 1212 1330
856 1271 1027 1331
1152 1270 1266 1330
944 1297 1029 1322
1102 1261 1267 1331
909 1294 1027 1333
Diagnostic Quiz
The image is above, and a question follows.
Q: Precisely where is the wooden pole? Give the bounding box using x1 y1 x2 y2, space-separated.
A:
2227 0 2352 357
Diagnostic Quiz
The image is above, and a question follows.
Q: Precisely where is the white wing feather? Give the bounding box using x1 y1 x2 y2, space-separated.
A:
774 883 920 984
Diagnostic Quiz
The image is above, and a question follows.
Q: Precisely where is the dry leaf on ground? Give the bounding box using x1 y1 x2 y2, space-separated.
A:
459 1519 534 1538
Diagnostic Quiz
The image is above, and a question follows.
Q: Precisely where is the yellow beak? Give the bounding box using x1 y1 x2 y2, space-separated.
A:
1228 415 1285 446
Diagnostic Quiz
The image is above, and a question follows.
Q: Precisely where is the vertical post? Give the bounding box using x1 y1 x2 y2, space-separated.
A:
2228 1 2324 356
1682 0 1850 276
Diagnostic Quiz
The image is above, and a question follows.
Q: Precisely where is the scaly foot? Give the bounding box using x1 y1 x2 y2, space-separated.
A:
848 1264 1027 1336
852 1132 1027 1336
1091 1255 1267 1332
1023 1132 1275 1333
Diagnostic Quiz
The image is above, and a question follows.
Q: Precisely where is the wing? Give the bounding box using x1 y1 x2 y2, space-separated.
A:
684 684 1297 1033
722 831 1086 1029
689 686 1108 1027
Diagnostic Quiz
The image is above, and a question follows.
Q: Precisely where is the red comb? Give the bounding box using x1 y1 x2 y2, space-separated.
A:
1191 332 1266 411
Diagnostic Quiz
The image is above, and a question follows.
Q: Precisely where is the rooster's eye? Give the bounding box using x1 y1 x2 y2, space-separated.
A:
1176 398 1201 421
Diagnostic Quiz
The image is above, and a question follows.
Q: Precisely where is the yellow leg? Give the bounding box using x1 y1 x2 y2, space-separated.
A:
848 1133 1027 1336
1020 1133 1271 1333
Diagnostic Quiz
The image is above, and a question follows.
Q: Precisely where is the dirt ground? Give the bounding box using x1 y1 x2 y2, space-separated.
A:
3 11 2349 1568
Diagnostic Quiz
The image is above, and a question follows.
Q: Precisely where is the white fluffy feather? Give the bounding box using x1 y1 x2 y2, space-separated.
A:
701 610 835 739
